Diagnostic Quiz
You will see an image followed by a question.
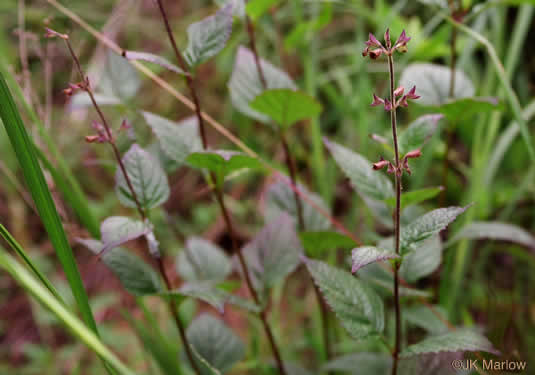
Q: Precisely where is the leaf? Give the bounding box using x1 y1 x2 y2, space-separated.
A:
176 237 232 282
400 329 500 357
324 138 394 201
104 51 141 101
0 70 104 346
78 239 162 296
249 89 322 129
385 187 444 209
299 231 357 257
123 51 188 75
399 352 468 375
322 353 392 375
115 144 170 210
186 150 262 185
433 97 501 123
215 0 246 18
351 246 400 273
264 178 330 231
228 46 296 123
399 63 474 106
449 221 535 249
143 112 202 166
404 305 449 334
0 249 137 375
305 258 384 339
186 314 245 375
399 206 467 255
398 114 443 155
242 214 302 293
245 0 282 21
100 216 150 254
184 4 233 67
400 235 442 283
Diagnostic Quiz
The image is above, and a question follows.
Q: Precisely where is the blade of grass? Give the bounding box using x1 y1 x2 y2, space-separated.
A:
0 248 136 375
0 71 115 373
0 60 99 237
0 223 62 302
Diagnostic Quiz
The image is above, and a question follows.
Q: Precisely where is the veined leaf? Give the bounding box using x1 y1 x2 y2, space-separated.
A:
228 46 296 123
104 51 141 101
400 206 467 255
186 150 262 185
186 314 245 375
79 239 162 296
123 51 188 75
100 216 150 254
249 89 322 129
215 0 245 18
299 231 357 257
143 112 202 166
116 144 170 210
433 97 501 123
351 246 399 273
399 63 474 106
404 305 449 334
448 221 535 249
322 353 391 375
305 258 384 339
242 214 302 294
324 138 394 201
398 114 443 155
184 4 233 67
176 237 232 282
245 0 282 21
400 329 500 357
264 178 330 231
385 187 444 209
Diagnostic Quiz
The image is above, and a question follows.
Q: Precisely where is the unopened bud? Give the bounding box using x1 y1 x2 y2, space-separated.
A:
394 86 405 97
44 27 68 40
405 149 422 159
85 135 100 143
373 157 389 170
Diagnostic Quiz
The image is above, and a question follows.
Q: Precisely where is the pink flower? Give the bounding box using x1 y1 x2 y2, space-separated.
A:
384 99 393 111
394 29 411 51
371 94 385 107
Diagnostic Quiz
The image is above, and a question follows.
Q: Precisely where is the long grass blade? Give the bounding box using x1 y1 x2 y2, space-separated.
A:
0 249 136 375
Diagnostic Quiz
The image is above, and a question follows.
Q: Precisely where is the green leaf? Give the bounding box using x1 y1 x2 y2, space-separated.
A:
399 206 467 255
399 352 466 375
404 305 449 334
143 112 202 166
0 70 103 345
324 138 394 201
104 51 141 101
186 314 245 375
184 4 233 67
299 231 357 257
399 63 474 106
305 258 384 339
215 0 245 18
398 114 443 155
400 329 500 357
249 89 322 129
448 221 535 249
100 216 150 254
115 144 170 210
176 237 232 282
186 150 262 185
322 353 391 375
385 187 444 209
242 214 302 293
245 0 282 21
433 97 502 123
79 239 162 296
0 249 137 375
264 179 331 231
351 246 400 273
123 51 187 75
228 46 296 123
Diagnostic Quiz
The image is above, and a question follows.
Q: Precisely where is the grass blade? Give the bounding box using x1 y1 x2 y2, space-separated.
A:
0 249 136 375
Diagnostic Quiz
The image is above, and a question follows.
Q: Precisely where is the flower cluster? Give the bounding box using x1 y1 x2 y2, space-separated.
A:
362 29 410 59
370 85 420 111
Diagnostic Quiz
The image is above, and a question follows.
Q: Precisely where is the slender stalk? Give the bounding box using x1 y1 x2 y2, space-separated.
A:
61 35 197 375
387 53 402 375
154 2 286 373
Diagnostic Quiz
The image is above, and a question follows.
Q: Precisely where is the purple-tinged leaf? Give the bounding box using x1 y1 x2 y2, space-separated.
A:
100 216 151 255
123 51 188 75
351 246 399 273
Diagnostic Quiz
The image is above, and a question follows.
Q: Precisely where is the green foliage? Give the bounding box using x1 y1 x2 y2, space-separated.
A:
449 221 535 249
400 329 500 357
322 353 391 375
123 51 188 75
397 115 443 155
351 246 399 273
299 231 356 257
249 89 322 129
176 237 232 282
305 258 384 339
404 305 449 334
115 144 170 210
187 314 245 375
432 97 502 123
384 187 444 209
245 0 281 21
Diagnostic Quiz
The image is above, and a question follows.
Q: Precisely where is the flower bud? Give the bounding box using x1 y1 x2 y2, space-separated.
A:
371 94 385 107
372 157 389 170
394 86 404 97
